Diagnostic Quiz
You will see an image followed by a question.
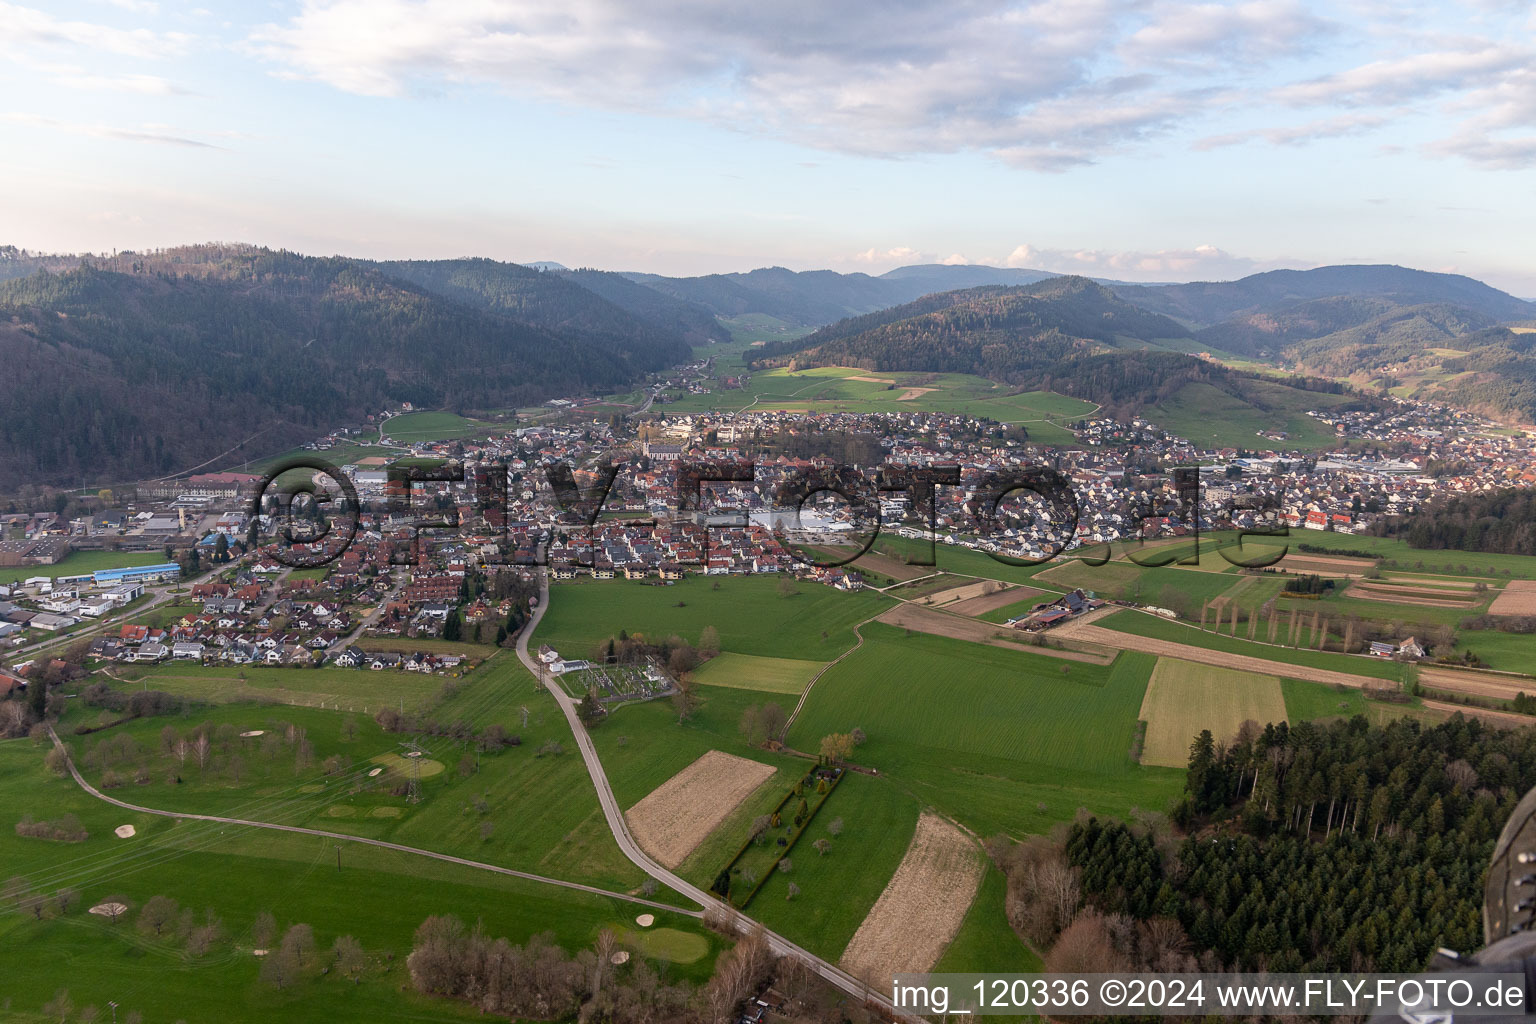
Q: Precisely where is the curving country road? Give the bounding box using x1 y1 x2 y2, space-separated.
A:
515 572 912 1020
45 723 690 917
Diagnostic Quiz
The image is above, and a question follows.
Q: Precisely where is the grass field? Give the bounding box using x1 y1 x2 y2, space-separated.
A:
1137 658 1287 767
0 550 170 586
1281 677 1369 721
1280 531 1536 580
382 411 504 443
0 735 718 1024
534 576 890 662
689 652 824 694
786 626 1181 836
1147 378 1356 450
743 773 923 963
59 656 658 896
115 660 456 714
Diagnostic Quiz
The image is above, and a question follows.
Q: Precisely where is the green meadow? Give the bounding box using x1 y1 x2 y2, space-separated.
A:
0 736 718 1024
534 575 890 661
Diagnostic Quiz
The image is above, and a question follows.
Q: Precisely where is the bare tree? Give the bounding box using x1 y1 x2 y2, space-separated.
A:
748 815 772 844
43 988 73 1024
333 934 366 984
813 838 831 857
252 910 277 949
281 923 316 967
827 817 844 837
786 882 800 901
137 894 180 938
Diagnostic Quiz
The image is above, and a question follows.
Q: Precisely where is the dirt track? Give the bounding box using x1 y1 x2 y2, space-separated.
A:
840 812 983 990
1052 612 1388 689
878 604 1114 664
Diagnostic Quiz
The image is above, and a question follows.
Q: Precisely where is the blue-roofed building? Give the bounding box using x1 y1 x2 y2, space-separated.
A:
92 563 181 585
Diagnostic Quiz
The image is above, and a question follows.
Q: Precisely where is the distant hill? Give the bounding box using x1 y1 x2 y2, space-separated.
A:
753 277 1191 377
0 246 687 489
615 262 1159 328
376 258 697 363
1114 265 1534 328
1110 265 1536 423
622 266 914 326
552 268 729 345
746 276 1372 434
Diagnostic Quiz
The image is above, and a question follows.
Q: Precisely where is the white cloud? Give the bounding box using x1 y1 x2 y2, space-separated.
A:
1005 240 1305 279
248 0 1277 165
1120 0 1334 68
852 246 925 265
1271 44 1526 107
0 1 189 59
1194 111 1390 149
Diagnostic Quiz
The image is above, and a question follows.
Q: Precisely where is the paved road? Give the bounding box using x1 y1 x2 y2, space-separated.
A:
516 573 912 1020
328 572 406 653
45 723 689 917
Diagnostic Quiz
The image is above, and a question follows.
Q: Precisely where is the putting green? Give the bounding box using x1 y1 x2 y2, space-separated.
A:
610 924 709 963
369 752 446 778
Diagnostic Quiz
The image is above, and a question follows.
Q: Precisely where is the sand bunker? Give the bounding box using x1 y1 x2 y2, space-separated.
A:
89 902 128 918
367 767 383 777
239 730 265 738
635 913 655 927
611 951 631 965
114 824 136 838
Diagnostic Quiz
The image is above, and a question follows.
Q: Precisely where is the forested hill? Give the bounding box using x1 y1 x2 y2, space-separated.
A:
751 277 1191 372
0 246 684 489
1372 488 1536 555
744 276 1383 426
622 266 915 325
553 267 729 344
376 258 707 355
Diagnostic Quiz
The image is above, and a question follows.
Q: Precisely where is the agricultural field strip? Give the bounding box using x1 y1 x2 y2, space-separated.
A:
1055 611 1390 689
1138 659 1287 769
1490 580 1536 616
1418 667 1536 701
44 724 693 915
1418 699 1534 727
876 602 1115 664
839 812 985 989
626 750 779 869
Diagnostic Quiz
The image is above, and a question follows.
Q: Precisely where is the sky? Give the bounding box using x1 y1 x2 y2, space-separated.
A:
2 0 1535 293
